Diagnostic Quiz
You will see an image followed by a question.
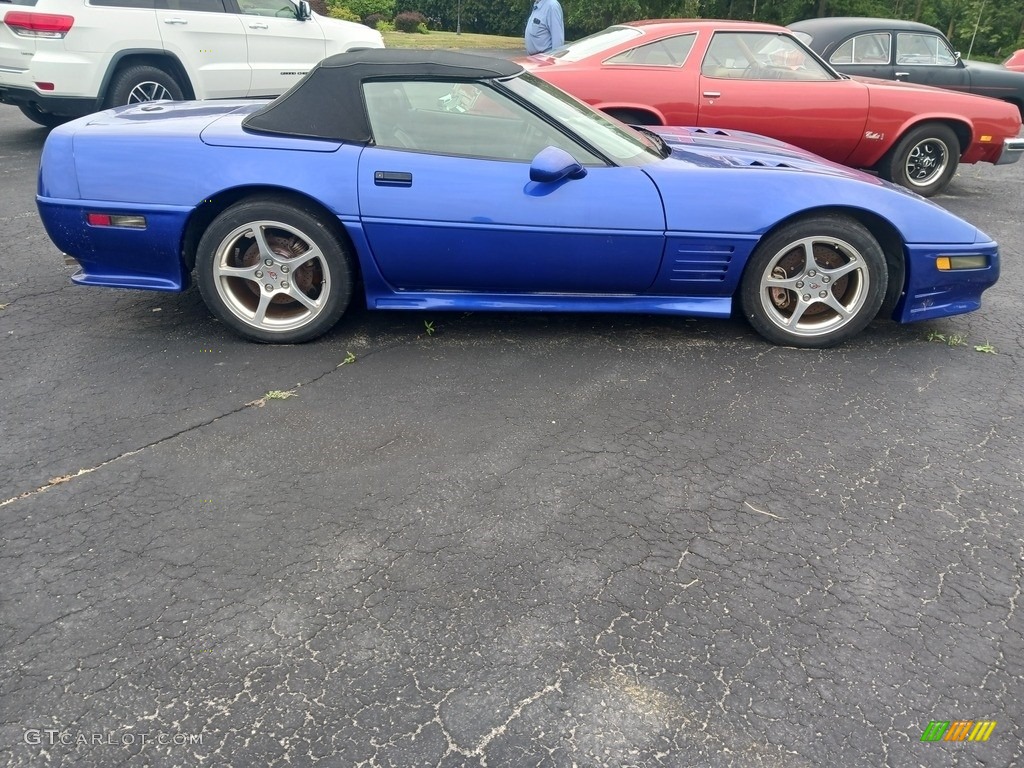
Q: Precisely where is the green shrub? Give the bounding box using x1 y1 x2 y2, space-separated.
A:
328 5 362 20
343 0 394 20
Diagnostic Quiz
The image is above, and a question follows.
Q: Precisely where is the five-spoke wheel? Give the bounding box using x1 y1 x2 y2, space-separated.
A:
740 216 887 347
196 199 354 343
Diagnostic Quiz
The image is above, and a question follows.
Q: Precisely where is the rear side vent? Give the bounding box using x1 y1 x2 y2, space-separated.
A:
670 243 734 283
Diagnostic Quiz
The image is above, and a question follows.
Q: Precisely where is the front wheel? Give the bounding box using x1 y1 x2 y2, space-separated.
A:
195 198 354 343
107 65 184 107
740 216 887 348
878 123 960 197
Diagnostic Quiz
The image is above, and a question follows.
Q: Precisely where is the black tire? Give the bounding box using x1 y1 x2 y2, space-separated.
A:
107 64 184 107
195 198 354 343
877 123 960 197
740 216 887 348
17 104 69 128
877 251 906 321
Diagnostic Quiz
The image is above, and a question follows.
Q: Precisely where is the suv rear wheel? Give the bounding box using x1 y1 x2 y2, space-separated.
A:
107 65 185 107
18 104 69 129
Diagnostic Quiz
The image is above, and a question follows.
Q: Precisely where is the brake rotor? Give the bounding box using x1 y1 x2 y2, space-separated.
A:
233 232 323 304
769 243 851 317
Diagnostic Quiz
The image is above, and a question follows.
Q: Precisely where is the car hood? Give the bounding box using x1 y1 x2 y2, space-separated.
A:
847 73 970 97
313 12 385 47
649 125 883 184
642 125 983 241
963 58 1024 81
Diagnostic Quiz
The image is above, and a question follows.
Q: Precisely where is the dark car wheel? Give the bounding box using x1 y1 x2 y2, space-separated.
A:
107 65 185 107
18 104 69 128
196 198 354 343
740 216 887 348
878 123 960 197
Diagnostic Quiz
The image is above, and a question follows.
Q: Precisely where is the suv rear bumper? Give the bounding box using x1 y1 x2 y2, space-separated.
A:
0 85 98 118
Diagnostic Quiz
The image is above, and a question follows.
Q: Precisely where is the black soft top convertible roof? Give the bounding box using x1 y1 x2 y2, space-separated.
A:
243 49 524 143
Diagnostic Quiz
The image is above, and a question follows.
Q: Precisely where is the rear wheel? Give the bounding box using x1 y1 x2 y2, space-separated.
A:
18 104 69 128
740 216 887 348
877 123 959 197
196 198 354 343
107 65 184 107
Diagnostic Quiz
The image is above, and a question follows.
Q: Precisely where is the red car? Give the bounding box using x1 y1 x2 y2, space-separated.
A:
521 20 1024 196
1005 50 1024 72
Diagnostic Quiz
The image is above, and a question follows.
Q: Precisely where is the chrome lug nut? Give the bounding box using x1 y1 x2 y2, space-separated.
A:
281 265 289 273
265 284 273 291
264 258 274 266
819 291 827 298
802 294 811 301
796 281 804 289
255 270 264 278
281 281 290 289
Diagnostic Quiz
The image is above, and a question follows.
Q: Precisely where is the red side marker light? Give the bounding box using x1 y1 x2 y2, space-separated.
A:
87 213 147 229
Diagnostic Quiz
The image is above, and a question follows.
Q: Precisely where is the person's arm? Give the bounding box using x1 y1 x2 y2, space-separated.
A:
547 2 564 50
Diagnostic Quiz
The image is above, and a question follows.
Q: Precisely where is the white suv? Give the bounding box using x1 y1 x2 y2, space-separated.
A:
0 0 383 126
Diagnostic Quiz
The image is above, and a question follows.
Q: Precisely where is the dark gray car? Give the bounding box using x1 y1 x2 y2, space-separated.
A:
790 17 1024 117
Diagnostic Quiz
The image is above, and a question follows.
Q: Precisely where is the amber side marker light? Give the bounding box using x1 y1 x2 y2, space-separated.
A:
86 213 147 229
936 255 988 271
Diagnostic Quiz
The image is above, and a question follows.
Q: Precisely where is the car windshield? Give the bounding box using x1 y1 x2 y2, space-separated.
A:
499 72 664 166
548 26 643 61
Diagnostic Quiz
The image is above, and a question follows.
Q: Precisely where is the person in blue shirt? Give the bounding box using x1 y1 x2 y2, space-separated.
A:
524 0 564 55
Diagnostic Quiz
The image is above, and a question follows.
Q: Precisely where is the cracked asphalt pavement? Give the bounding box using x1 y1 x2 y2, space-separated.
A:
1 103 1022 767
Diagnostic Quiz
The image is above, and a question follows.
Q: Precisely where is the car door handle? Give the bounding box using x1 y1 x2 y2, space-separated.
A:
702 91 721 98
374 171 412 187
248 22 269 29
895 71 910 79
163 17 188 24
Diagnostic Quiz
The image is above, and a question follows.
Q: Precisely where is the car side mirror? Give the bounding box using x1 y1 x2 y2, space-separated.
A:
530 146 587 183
296 0 311 20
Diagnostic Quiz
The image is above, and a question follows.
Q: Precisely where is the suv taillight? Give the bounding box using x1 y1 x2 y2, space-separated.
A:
3 11 75 38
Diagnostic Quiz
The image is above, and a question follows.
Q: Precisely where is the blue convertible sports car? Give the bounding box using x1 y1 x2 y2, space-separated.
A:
37 50 999 348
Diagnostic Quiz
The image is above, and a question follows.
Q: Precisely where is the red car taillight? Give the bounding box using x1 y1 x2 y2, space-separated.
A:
3 11 75 38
